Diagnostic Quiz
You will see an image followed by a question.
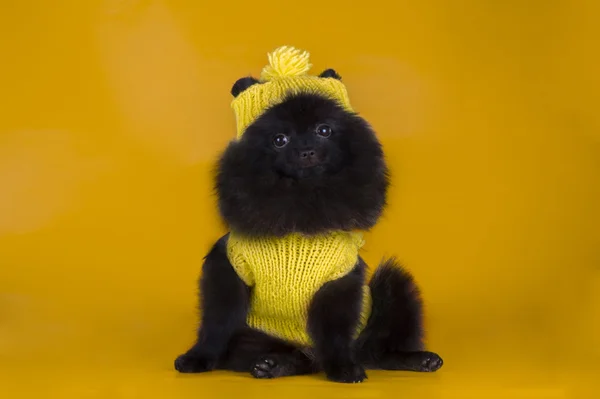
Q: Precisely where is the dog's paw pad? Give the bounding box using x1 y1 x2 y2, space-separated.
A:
251 356 279 379
417 352 443 372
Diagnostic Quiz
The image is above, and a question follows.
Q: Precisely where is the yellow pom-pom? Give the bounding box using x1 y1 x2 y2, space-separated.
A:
260 46 312 81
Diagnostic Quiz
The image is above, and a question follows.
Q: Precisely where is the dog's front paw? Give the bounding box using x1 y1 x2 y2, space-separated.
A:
174 352 216 373
414 351 443 372
325 360 367 383
251 356 281 379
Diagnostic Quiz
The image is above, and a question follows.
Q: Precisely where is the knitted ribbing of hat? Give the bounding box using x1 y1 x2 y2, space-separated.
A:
226 230 372 346
230 46 354 139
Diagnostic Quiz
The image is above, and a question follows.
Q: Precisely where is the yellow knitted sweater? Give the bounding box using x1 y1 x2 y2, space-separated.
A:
226 231 372 346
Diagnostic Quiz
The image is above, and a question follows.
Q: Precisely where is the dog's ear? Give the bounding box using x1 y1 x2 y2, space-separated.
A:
319 69 342 80
231 76 260 97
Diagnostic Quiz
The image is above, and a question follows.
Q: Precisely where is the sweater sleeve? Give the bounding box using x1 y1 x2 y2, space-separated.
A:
226 234 255 287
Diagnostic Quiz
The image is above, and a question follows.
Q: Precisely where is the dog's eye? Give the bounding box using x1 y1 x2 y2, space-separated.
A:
316 124 332 138
273 134 289 148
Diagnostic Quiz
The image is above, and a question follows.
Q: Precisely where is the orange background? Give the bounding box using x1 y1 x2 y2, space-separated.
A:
1 1 598 398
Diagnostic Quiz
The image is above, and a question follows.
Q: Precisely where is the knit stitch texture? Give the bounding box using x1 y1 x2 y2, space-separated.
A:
227 230 372 346
231 46 353 139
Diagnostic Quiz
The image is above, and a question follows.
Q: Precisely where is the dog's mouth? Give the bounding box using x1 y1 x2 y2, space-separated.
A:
296 165 326 178
298 156 321 169
278 164 327 180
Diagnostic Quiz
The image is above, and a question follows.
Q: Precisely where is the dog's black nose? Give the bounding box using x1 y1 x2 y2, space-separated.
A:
298 149 319 167
300 150 316 159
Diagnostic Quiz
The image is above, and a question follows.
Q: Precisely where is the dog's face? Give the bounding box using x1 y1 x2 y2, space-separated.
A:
245 94 358 180
216 73 389 237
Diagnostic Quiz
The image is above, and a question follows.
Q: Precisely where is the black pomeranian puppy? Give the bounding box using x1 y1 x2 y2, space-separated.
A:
174 60 443 383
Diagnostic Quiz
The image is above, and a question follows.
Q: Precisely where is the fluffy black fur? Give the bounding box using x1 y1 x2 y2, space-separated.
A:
174 234 250 373
307 259 367 382
174 81 443 382
215 92 389 237
356 259 442 372
175 233 317 378
220 327 317 378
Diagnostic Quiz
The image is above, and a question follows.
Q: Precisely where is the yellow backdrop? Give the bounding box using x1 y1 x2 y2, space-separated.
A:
1 1 598 398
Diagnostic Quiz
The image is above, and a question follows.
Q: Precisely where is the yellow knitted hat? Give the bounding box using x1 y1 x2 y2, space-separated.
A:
230 46 353 139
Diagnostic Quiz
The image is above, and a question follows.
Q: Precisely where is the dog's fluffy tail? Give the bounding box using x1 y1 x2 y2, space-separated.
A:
357 258 425 357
